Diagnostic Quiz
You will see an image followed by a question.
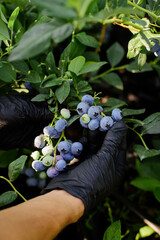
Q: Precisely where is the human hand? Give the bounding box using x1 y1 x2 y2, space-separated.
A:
42 120 127 214
0 94 53 150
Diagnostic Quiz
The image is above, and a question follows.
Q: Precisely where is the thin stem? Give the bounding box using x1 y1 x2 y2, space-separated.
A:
128 0 159 20
0 176 27 202
128 126 149 150
104 201 114 223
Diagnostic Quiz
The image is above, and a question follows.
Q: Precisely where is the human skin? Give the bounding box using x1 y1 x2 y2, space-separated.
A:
0 190 85 240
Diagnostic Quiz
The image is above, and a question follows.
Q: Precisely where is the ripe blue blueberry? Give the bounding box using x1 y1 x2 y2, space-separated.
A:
55 159 67 171
88 118 100 131
32 160 46 171
77 102 89 116
60 108 71 119
42 145 54 156
38 179 46 188
98 106 103 112
100 116 114 131
43 126 58 138
61 152 74 162
47 167 59 178
55 119 67 132
112 108 123 121
42 156 54 166
88 106 100 119
26 177 38 187
81 114 90 124
57 141 71 153
53 131 62 139
34 135 45 149
82 94 94 105
25 167 35 177
56 155 63 161
80 117 88 128
71 142 83 156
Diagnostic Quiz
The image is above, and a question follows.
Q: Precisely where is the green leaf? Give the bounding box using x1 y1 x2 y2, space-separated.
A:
126 60 152 73
2 0 27 8
8 7 20 31
52 23 73 43
24 70 41 83
139 162 160 181
77 80 92 92
67 0 94 18
139 226 155 238
78 61 106 75
31 94 50 102
68 56 85 75
75 32 99 49
41 75 63 88
12 60 29 75
127 34 143 59
107 42 125 67
148 0 160 15
0 149 18 168
122 108 145 116
46 52 57 75
83 51 100 62
103 220 121 240
102 72 123 90
141 112 160 135
67 114 80 127
133 144 160 161
8 23 55 61
138 53 147 71
55 81 70 104
0 8 8 24
0 62 16 82
8 155 27 182
0 191 18 208
124 118 144 127
153 187 160 202
131 177 160 191
101 97 126 107
32 0 77 19
0 19 9 40
105 0 127 9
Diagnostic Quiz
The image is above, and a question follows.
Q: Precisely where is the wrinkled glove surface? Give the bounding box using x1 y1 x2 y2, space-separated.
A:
0 94 53 150
43 120 127 214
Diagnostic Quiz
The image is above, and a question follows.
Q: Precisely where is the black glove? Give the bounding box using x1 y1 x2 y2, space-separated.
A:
0 94 53 150
42 120 127 214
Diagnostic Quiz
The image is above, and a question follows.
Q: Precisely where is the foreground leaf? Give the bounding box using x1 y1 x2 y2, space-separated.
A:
8 155 27 181
0 191 17 208
103 220 121 240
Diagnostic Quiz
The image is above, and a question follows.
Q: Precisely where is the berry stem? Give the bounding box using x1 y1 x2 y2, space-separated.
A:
52 131 65 166
0 176 27 202
128 126 149 150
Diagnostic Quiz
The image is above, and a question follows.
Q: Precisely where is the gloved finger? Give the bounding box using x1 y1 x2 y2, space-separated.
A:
115 136 127 179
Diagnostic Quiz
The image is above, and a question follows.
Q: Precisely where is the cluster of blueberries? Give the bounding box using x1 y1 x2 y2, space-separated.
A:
77 95 122 131
30 94 122 179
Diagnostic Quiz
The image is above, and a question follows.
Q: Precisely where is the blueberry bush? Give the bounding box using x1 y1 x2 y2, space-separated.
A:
1 0 160 239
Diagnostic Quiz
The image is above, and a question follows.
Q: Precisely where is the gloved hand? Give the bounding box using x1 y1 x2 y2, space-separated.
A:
42 120 127 214
0 94 53 150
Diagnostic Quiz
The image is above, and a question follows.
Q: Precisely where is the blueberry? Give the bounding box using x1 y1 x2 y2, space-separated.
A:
42 145 54 156
34 135 45 149
47 167 59 178
32 160 46 171
55 119 67 132
55 159 67 171
57 141 71 153
24 82 33 91
43 126 58 138
100 116 114 131
60 108 71 119
61 152 74 162
31 151 40 160
53 131 62 139
112 108 123 121
82 95 94 105
39 171 47 179
81 114 90 124
56 155 64 161
80 117 88 128
88 118 100 131
98 106 103 112
151 40 160 52
71 142 83 156
77 102 89 116
88 106 100 119
26 177 38 187
25 167 35 177
42 156 54 166
38 179 46 188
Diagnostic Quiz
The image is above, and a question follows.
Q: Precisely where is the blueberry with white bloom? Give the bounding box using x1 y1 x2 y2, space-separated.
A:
88 106 100 119
88 118 100 131
100 116 114 131
111 108 123 121
55 119 67 132
47 167 59 178
61 152 74 162
77 102 89 116
42 145 54 156
82 95 94 105
43 126 58 138
55 160 67 171
34 135 45 149
32 160 46 171
71 142 83 156
57 141 71 154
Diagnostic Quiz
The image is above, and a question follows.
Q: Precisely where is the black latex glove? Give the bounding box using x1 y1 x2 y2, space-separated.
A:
43 120 127 214
0 94 53 150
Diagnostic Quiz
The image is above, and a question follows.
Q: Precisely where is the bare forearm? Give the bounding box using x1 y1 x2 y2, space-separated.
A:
0 190 85 240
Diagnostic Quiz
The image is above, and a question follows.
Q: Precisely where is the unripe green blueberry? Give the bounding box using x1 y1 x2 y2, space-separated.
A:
31 151 40 160
39 171 47 179
81 114 90 124
60 108 71 119
42 156 54 166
